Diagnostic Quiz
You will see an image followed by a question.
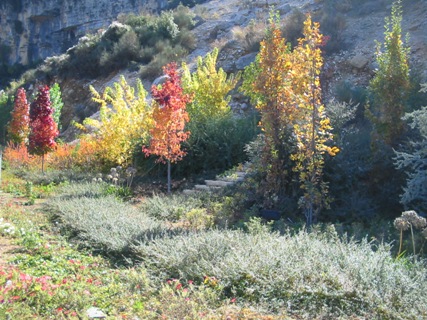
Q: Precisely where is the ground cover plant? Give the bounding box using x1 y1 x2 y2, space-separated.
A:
2 176 427 319
0 177 286 319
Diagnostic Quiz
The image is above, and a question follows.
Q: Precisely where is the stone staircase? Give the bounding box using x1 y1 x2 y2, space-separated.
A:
182 166 248 195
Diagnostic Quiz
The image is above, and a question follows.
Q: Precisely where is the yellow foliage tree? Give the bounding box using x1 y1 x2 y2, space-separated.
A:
77 76 153 167
181 47 240 123
242 13 337 226
290 15 338 228
241 13 296 203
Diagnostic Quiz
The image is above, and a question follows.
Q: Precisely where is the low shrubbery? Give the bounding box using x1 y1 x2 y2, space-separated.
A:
47 193 167 255
2 171 427 319
133 223 427 318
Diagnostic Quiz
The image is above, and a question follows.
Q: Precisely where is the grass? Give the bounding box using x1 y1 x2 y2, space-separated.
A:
1 170 427 319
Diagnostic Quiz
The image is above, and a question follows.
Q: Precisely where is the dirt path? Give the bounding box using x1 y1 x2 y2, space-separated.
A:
0 192 20 267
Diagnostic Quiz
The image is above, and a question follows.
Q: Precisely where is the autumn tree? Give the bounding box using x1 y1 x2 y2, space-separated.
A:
28 85 59 172
241 12 297 205
180 48 249 174
242 13 337 226
368 0 410 146
49 83 64 132
78 76 153 167
290 15 338 228
143 62 191 193
181 48 240 123
8 87 30 145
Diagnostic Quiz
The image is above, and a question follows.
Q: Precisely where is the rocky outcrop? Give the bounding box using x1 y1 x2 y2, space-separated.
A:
0 0 167 65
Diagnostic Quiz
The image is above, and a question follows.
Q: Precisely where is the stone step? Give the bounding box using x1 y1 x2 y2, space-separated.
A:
183 189 198 195
205 180 234 187
217 176 245 183
194 184 211 191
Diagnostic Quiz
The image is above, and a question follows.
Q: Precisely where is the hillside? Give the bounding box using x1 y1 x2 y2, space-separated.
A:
1 0 426 137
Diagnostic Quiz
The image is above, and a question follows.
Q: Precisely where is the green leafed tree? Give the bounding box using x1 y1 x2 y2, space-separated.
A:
367 0 410 146
0 91 13 144
49 83 64 132
394 83 427 213
178 48 253 174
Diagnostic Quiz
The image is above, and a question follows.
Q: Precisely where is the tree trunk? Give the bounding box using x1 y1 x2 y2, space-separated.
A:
167 160 171 194
41 154 45 174
0 149 2 189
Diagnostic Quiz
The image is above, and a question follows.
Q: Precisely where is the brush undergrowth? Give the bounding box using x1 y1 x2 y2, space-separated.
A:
2 174 427 319
133 224 427 318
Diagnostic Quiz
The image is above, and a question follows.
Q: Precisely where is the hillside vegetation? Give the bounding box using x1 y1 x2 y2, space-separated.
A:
1 0 427 318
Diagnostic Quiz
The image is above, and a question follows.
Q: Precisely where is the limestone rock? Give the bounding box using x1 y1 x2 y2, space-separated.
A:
349 55 369 70
236 52 257 70
0 0 168 65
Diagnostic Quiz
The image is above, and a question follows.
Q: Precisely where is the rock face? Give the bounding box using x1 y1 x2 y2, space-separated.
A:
0 0 167 65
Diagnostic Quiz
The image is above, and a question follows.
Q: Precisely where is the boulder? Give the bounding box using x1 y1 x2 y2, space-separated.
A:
236 52 257 70
348 54 369 70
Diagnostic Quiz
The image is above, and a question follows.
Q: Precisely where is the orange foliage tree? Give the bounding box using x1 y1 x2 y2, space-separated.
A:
241 13 298 206
242 13 337 227
143 63 191 193
8 88 30 145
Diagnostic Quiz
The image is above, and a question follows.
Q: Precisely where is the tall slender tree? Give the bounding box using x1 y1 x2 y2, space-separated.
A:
290 15 338 228
368 0 410 146
49 83 64 132
143 63 191 193
242 13 337 227
241 13 296 202
28 86 59 172
8 88 30 145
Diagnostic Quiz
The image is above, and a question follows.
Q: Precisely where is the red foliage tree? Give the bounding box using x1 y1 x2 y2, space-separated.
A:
8 88 30 145
28 85 59 172
143 63 191 193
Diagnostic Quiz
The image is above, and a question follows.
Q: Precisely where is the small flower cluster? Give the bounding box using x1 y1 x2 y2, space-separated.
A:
92 166 137 188
394 210 427 235
0 218 16 236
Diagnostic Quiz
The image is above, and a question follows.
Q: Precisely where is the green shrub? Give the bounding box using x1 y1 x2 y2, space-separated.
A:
12 169 87 186
174 113 259 176
37 6 196 80
133 227 427 317
167 0 208 9
184 208 213 230
53 181 109 200
140 193 204 221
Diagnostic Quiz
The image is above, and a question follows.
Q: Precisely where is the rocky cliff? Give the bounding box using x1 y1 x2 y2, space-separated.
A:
0 0 167 65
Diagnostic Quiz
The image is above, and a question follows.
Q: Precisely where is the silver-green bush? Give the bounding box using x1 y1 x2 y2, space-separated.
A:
49 195 166 253
133 226 427 318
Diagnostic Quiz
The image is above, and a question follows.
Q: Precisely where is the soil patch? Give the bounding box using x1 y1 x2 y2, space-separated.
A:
0 236 19 267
